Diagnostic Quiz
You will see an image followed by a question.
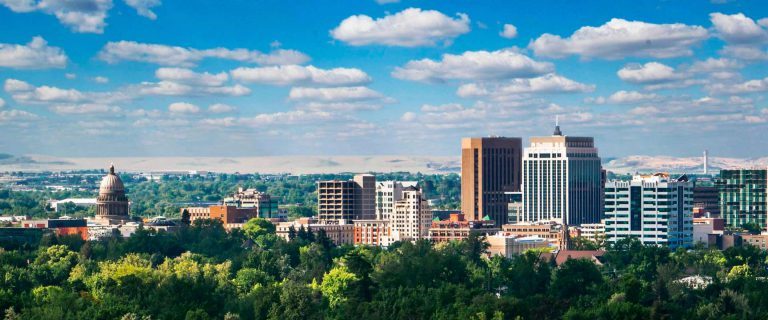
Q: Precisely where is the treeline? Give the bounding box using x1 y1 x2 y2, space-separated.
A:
1 172 461 219
2 219 768 319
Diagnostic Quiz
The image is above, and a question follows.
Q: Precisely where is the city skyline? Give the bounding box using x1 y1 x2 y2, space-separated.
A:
1 1 768 158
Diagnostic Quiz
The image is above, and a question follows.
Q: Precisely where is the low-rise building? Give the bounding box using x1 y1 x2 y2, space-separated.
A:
353 219 392 247
578 222 606 244
501 222 564 247
741 234 768 250
22 218 88 240
223 188 279 218
429 213 499 243
693 217 725 247
486 234 549 258
276 217 354 245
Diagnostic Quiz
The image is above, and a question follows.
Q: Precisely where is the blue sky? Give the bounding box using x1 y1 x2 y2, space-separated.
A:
1 0 767 158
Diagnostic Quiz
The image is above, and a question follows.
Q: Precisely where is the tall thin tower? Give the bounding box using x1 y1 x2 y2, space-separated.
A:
703 150 709 175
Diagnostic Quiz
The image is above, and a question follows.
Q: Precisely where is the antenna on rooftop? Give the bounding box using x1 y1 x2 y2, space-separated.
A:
553 115 562 136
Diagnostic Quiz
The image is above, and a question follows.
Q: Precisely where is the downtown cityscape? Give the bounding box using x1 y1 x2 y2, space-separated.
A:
2 0 768 319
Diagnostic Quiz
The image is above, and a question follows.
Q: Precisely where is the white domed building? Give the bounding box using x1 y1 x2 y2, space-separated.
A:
94 164 131 225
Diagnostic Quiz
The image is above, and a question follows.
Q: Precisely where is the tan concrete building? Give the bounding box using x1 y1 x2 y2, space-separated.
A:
486 234 550 258
391 186 432 241
429 213 500 243
741 234 768 250
461 137 522 227
275 217 354 245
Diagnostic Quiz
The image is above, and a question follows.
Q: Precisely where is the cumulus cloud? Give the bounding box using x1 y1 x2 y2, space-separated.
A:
617 62 681 84
590 90 659 104
529 18 708 59
201 110 334 127
0 0 113 33
457 74 594 99
155 68 228 86
707 77 768 94
710 12 768 44
392 50 553 83
288 86 386 102
687 57 742 73
0 37 68 69
138 81 251 97
207 103 236 114
330 8 470 47
98 41 310 67
123 0 161 20
0 109 38 122
0 0 162 33
50 103 121 114
168 102 200 114
231 65 371 86
93 76 109 84
0 97 4 108
500 24 518 39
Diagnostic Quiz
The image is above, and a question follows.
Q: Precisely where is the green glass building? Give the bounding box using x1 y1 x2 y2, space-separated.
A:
716 169 768 228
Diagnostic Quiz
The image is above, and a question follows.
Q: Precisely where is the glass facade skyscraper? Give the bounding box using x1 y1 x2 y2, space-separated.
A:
716 169 768 229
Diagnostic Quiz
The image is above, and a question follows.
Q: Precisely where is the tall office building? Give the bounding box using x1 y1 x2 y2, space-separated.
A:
461 137 523 227
521 125 602 225
317 174 376 223
391 186 432 241
716 169 768 229
376 181 418 220
604 174 693 249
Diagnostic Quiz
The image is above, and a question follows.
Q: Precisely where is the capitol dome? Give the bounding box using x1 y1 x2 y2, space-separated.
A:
99 165 125 194
96 164 130 220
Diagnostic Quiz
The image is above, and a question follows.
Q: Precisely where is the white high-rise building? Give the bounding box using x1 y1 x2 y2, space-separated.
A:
391 186 432 241
604 174 694 249
521 124 603 225
375 181 418 220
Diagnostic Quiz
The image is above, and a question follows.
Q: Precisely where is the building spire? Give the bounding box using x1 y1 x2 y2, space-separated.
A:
553 115 562 136
109 163 115 175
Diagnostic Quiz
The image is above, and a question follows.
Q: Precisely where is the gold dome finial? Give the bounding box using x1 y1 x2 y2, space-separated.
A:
109 163 115 175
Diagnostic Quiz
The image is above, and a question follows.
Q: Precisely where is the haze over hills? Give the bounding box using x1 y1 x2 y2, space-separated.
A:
0 154 766 174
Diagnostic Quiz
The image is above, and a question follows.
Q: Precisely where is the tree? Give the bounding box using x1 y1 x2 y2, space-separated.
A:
319 265 360 310
243 218 276 242
181 209 191 227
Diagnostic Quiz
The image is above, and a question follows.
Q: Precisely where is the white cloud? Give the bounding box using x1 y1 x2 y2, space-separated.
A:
93 76 109 84
155 68 228 86
98 41 310 67
421 103 464 112
617 62 680 84
592 90 659 104
392 49 553 83
168 102 200 114
457 74 594 99
0 37 68 69
138 81 251 97
710 12 768 44
202 110 334 127
330 8 470 47
0 109 38 122
401 111 417 122
288 86 386 102
720 45 768 60
208 103 236 114
500 24 518 39
529 18 708 59
231 65 371 86
688 57 742 73
707 77 768 94
50 103 121 114
296 102 382 112
65 73 76 79
0 0 113 33
4 78 129 105
4 79 34 92
123 0 161 20
374 0 399 4
0 97 4 108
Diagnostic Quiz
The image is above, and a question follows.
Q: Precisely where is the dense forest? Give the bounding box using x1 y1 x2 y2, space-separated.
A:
1 218 767 320
0 172 461 219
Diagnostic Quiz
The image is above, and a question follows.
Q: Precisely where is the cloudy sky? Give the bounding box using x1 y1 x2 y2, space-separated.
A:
1 0 767 158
